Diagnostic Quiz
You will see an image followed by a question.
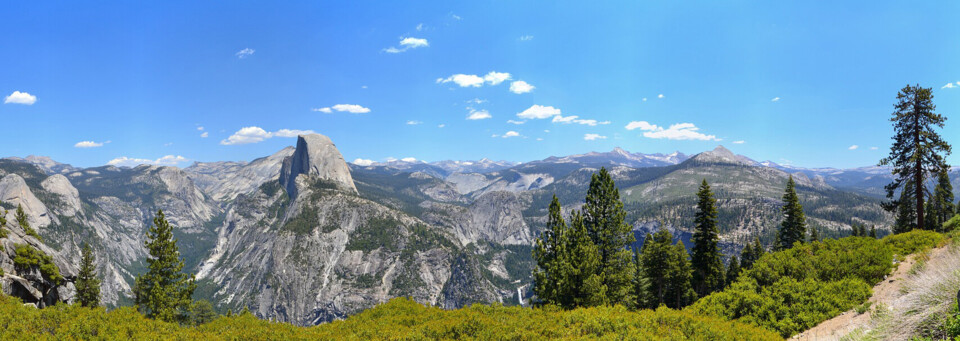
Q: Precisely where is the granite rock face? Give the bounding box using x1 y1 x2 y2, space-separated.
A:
185 147 295 202
280 134 358 198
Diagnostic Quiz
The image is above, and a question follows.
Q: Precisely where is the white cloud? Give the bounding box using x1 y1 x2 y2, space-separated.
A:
625 121 659 131
438 124 446 128
552 115 609 126
626 121 718 141
107 155 188 167
848 145 859 150
642 98 647 102
352 158 374 166
406 120 422 125
517 105 562 119
502 131 520 138
74 141 104 148
220 126 314 145
507 120 525 125
401 157 417 162
416 23 424 31
274 129 316 137
732 140 745 144
544 130 550 133
467 109 492 120
584 134 607 141
235 48 255 59
332 104 371 114
771 97 781 102
384 37 429 53
942 83 957 89
519 35 534 41
4 91 36 105
438 71 512 87
536 137 543 141
437 74 485 87
200 132 209 138
509 80 535 94
483 71 512 85
870 146 878 150
658 94 664 99
467 98 487 104
197 126 204 131
312 107 333 113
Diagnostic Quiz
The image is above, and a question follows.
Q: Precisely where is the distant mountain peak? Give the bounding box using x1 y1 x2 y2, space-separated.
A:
690 145 758 166
279 134 358 198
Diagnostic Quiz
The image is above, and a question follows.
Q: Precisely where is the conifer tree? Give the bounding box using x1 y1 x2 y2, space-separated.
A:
532 196 569 307
739 244 754 270
75 243 101 308
879 84 951 231
809 226 820 242
639 230 672 308
892 180 918 233
566 211 606 307
582 167 635 305
15 204 40 240
725 256 741 288
134 210 197 323
665 240 696 309
690 179 724 297
925 169 955 231
775 176 807 250
869 225 878 238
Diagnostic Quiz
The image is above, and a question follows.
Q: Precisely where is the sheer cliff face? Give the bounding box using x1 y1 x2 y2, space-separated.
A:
280 134 357 199
197 134 498 325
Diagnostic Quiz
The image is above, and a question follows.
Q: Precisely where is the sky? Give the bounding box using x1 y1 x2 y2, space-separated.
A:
1 1 959 169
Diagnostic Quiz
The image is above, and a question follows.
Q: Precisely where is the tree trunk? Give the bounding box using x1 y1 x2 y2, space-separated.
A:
914 96 925 230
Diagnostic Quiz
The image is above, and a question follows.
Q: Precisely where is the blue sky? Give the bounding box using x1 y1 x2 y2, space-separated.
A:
2 1 959 168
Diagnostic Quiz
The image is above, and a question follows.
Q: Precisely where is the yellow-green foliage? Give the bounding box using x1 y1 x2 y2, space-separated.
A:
0 295 780 340
687 231 944 338
881 229 945 256
12 244 63 285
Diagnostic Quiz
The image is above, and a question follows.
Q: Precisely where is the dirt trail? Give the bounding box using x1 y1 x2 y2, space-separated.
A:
792 246 949 340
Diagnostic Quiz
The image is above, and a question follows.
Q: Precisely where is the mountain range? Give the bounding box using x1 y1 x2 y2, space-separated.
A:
0 135 956 325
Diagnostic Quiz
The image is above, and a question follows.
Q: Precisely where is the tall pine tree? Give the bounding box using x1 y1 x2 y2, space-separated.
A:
925 169 955 232
690 179 724 297
75 243 101 308
892 180 918 233
665 240 696 309
879 84 951 231
582 167 635 306
532 196 569 307
134 210 197 323
638 228 695 309
566 211 607 307
725 256 741 288
775 176 807 250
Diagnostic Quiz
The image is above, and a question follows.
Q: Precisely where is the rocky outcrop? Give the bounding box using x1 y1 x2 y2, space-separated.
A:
41 174 82 217
0 174 52 228
280 134 357 198
186 147 295 202
0 212 77 308
421 191 532 246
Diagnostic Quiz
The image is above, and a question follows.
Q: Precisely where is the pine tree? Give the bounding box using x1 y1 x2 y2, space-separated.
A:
809 225 820 242
776 176 807 250
75 243 101 308
16 204 40 241
532 196 570 307
725 256 741 288
690 179 725 297
582 167 635 306
134 210 197 323
879 84 952 231
926 169 955 232
0 202 7 239
869 225 878 238
740 237 764 270
665 241 696 309
566 211 606 307
639 229 672 308
892 180 918 233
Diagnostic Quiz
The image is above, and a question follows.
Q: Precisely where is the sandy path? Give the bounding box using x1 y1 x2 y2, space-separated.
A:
791 246 949 340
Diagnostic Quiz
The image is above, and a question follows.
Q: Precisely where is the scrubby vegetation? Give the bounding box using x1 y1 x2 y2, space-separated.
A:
0 295 780 340
687 230 944 337
12 244 63 285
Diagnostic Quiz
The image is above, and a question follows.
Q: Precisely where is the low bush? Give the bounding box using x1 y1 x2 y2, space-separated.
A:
12 244 63 284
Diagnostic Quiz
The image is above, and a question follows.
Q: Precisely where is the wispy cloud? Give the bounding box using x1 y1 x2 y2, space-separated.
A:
4 91 36 105
509 80 535 94
467 109 492 120
507 120 525 125
406 120 422 125
584 134 607 141
438 71 512 88
848 145 859 150
732 140 745 144
551 115 610 126
502 131 520 138
519 35 534 41
625 121 718 141
220 126 315 145
200 132 209 138
942 82 960 89
771 97 781 102
235 48 255 59
517 105 562 119
658 94 664 99
384 37 429 53
74 141 106 148
313 104 370 114
107 155 188 167
870 146 878 150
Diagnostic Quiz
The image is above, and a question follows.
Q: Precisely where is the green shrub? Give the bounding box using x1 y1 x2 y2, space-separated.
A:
12 244 63 284
882 229 945 256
